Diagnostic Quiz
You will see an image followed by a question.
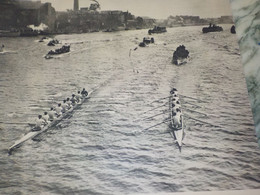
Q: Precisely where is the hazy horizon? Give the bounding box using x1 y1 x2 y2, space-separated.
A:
27 0 233 19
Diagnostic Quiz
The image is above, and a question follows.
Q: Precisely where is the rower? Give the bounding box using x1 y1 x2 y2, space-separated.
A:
176 107 182 114
66 97 72 109
42 112 50 124
172 96 179 102
55 103 62 117
70 94 77 106
34 115 45 131
172 103 181 113
81 88 88 96
48 107 56 121
172 111 181 128
75 91 82 102
170 88 177 94
61 100 68 113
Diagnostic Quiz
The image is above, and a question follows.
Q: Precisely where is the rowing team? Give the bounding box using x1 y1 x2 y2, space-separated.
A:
33 88 88 131
170 88 182 128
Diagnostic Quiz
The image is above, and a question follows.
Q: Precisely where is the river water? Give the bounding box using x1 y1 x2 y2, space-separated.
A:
0 25 259 194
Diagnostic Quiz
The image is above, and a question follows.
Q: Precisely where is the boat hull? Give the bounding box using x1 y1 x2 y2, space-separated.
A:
8 91 92 154
170 115 184 150
169 91 184 151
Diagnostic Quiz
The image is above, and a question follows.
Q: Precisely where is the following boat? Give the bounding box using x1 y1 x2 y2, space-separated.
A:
148 26 167 35
172 45 189 65
8 90 92 154
45 45 70 59
47 45 70 55
169 88 184 151
202 24 223 33
230 25 236 34
138 37 155 47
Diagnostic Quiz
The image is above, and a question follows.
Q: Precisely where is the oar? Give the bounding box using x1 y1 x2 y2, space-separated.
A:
141 103 168 115
179 94 209 103
143 119 171 131
184 101 202 108
149 96 171 104
184 114 221 128
182 107 208 117
129 49 132 57
135 111 167 122
0 122 30 125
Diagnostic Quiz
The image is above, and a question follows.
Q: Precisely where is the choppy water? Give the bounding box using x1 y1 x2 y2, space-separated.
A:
0 25 259 195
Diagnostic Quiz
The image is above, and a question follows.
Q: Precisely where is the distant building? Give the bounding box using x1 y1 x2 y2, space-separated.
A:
74 0 79 11
219 16 234 24
0 0 56 31
80 7 89 12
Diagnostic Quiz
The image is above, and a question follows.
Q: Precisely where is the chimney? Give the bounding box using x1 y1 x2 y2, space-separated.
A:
74 0 79 11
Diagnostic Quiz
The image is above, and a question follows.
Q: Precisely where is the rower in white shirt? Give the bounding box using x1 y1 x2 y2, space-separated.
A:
42 112 50 124
61 100 68 113
66 98 72 109
75 91 82 102
70 94 77 106
55 103 62 117
172 109 182 128
34 115 45 131
172 96 179 103
48 107 56 121
172 102 181 113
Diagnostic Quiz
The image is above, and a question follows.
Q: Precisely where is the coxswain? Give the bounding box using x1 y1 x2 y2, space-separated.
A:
61 100 68 113
42 112 49 124
81 88 88 96
66 97 72 109
75 91 82 102
55 103 62 117
48 107 56 121
34 115 45 131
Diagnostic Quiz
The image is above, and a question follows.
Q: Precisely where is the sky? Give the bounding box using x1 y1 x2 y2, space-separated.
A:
38 0 233 19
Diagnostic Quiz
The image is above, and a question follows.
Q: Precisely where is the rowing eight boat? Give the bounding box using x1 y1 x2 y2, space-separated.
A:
8 90 92 154
169 89 185 151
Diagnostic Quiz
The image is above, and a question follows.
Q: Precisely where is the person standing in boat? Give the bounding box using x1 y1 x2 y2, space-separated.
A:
81 88 88 96
34 115 45 131
48 107 56 121
55 103 62 117
42 112 50 124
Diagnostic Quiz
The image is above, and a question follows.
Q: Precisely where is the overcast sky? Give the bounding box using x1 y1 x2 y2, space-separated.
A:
39 0 233 19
